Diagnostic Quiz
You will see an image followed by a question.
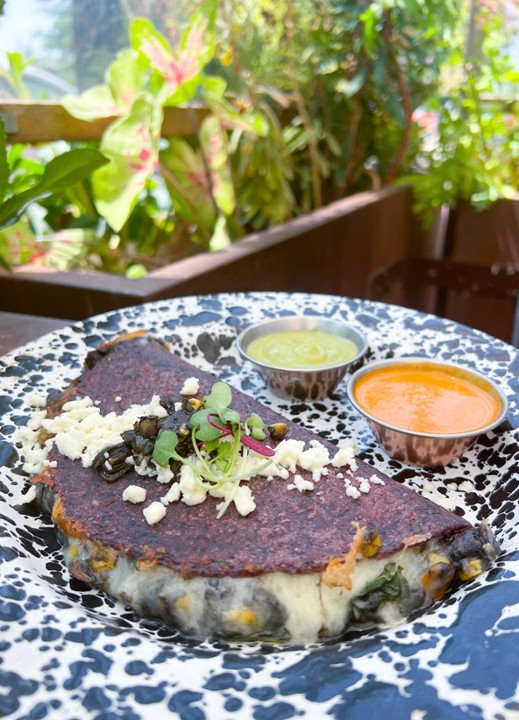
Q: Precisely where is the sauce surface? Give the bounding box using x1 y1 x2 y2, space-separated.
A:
247 329 358 369
353 363 502 434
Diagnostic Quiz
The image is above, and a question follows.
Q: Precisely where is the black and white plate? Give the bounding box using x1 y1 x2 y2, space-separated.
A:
1 292 518 720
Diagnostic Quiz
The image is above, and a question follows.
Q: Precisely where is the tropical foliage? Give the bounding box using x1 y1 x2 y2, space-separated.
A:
0 0 517 273
400 0 519 225
0 121 108 271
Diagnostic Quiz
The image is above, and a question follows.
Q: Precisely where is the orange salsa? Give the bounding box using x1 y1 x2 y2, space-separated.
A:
353 362 502 434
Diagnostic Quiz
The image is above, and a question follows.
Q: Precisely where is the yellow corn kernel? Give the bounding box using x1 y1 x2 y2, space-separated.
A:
175 595 191 612
422 555 455 600
225 609 259 631
90 558 115 572
361 531 382 558
459 558 483 581
427 552 451 567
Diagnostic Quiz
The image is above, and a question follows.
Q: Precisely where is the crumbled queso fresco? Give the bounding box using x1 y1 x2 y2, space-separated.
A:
180 377 200 396
20 387 384 526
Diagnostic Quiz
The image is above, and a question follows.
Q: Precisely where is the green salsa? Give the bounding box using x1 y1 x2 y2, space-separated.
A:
247 329 358 369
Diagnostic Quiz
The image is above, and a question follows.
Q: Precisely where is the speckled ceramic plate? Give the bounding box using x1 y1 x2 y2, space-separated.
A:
1 292 518 720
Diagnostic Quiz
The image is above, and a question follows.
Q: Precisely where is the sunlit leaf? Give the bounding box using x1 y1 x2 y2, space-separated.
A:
126 263 148 279
503 70 519 83
131 15 210 103
335 70 367 99
201 74 227 101
209 214 231 251
205 91 269 137
107 49 148 112
92 96 159 232
4 52 32 98
0 218 40 267
160 138 216 231
62 85 119 121
37 228 96 270
200 115 236 216
0 149 109 230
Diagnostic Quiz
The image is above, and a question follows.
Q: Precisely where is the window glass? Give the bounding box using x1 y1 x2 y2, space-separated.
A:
0 0 191 97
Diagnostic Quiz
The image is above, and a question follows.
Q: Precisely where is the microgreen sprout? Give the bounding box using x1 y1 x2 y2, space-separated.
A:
152 381 275 516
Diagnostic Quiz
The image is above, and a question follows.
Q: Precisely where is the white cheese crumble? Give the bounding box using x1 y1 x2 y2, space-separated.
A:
346 485 361 499
180 377 200 396
287 474 315 492
143 501 166 525
257 438 360 490
212 483 256 517
332 439 358 472
232 485 256 516
262 439 333 482
122 485 147 504
161 483 181 505
18 411 50 475
22 394 168 474
154 463 174 484
342 469 385 500
178 464 207 506
369 473 386 485
134 458 158 478
20 387 372 518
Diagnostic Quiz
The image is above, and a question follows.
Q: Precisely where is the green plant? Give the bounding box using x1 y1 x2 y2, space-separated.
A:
2 0 493 274
60 0 463 253
61 4 269 253
215 0 460 209
0 119 108 271
399 0 519 226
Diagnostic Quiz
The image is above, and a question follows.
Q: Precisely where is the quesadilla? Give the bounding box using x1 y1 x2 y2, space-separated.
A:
20 333 499 643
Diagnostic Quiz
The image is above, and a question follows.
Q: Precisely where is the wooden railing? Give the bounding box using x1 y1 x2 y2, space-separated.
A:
1 99 518 346
0 100 208 143
0 186 425 322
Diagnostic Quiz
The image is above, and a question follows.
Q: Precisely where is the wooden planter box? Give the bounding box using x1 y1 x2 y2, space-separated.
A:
2 101 517 343
1 184 517 344
368 197 519 345
441 198 519 342
0 186 424 321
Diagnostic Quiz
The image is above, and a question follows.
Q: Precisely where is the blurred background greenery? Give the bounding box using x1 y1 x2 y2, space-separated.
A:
0 0 518 276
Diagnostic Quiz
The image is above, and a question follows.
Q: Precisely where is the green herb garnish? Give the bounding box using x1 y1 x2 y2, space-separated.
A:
152 381 275 516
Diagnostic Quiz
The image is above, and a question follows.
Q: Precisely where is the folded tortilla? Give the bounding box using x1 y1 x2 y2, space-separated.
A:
27 333 499 643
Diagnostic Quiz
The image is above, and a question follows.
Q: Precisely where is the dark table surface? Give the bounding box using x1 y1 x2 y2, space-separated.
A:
0 311 69 356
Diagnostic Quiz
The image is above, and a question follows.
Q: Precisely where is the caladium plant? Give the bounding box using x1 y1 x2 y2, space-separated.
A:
61 7 268 252
4 0 511 276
